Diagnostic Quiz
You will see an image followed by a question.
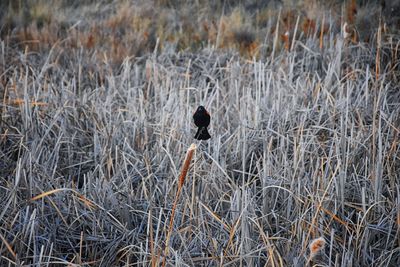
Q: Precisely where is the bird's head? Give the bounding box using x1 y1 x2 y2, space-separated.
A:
196 105 210 116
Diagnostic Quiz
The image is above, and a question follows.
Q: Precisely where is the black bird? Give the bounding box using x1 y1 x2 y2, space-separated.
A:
193 106 211 140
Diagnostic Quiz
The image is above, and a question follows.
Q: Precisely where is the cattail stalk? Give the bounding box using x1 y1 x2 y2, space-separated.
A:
319 15 325 50
376 19 382 80
162 143 197 266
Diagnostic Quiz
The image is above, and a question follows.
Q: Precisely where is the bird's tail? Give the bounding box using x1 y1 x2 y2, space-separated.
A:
194 127 211 140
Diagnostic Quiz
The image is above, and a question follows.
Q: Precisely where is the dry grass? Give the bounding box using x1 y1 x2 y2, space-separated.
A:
1 0 399 62
1 1 400 266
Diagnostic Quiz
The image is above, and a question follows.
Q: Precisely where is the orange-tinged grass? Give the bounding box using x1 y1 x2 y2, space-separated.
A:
0 232 17 262
11 98 48 107
30 188 97 210
320 206 355 232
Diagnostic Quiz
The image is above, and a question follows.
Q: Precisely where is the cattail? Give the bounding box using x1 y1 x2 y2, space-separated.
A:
342 22 357 43
162 143 197 266
343 22 351 40
178 143 196 187
145 59 152 82
376 20 382 80
282 31 290 51
86 33 95 49
319 15 325 50
303 18 316 35
309 237 326 258
347 0 357 24
305 236 326 266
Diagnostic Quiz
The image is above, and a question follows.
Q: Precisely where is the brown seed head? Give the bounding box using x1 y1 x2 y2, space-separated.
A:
309 237 326 257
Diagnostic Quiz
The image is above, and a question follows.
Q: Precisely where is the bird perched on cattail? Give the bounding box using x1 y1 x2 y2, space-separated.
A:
193 106 211 140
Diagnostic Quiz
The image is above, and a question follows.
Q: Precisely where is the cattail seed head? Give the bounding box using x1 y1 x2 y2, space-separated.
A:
309 237 326 258
343 22 351 39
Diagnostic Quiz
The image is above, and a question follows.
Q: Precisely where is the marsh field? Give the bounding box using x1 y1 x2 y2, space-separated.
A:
0 0 399 266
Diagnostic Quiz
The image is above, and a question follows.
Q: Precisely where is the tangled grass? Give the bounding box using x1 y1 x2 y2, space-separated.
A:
1 1 400 267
